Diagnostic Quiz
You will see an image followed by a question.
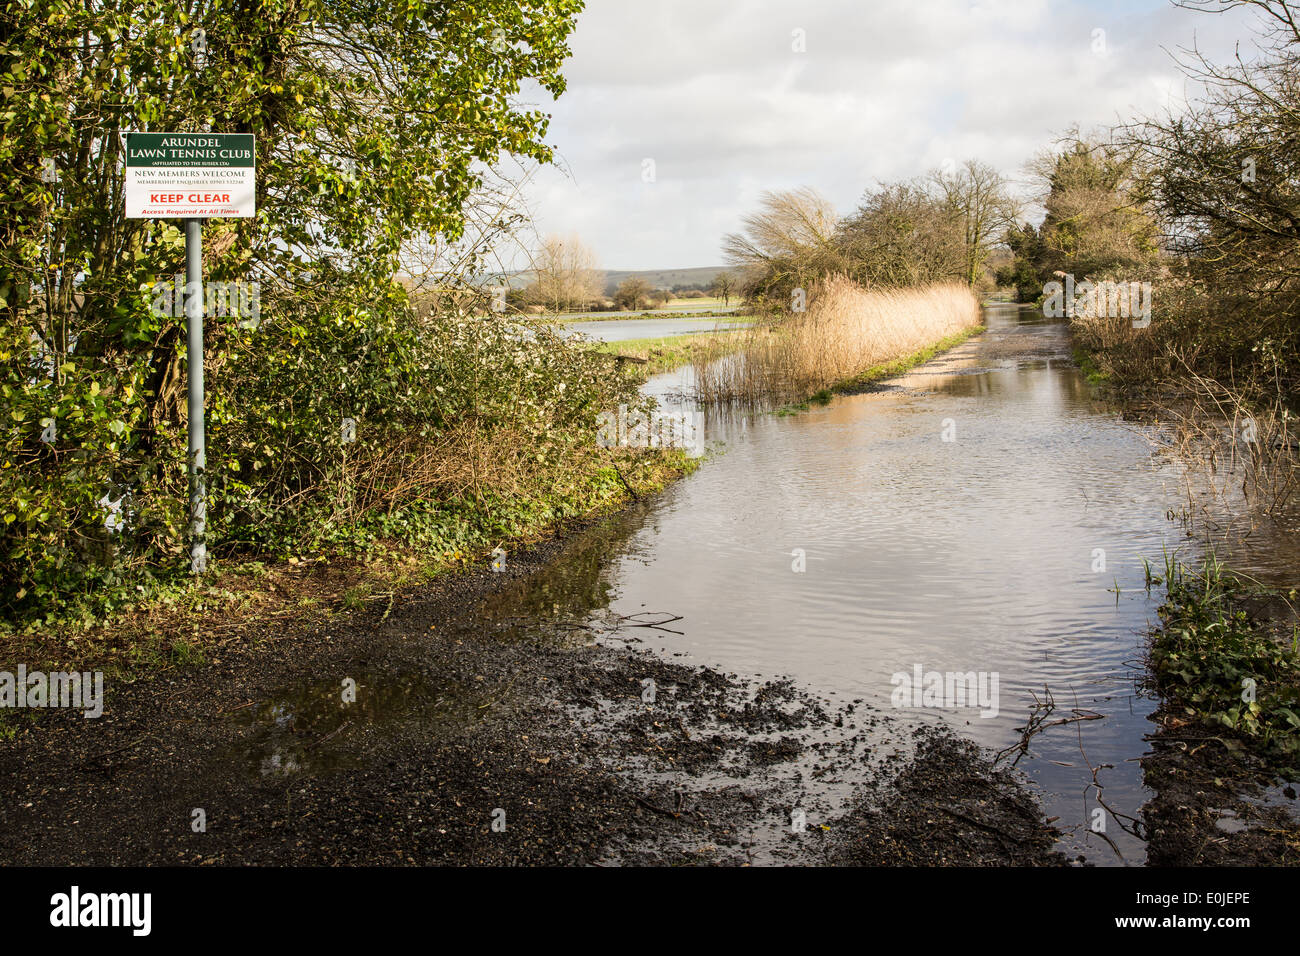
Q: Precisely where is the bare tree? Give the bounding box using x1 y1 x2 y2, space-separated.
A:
1113 0 1300 397
399 159 537 316
1126 0 1300 290
722 187 843 305
929 160 1021 286
711 270 736 307
533 233 603 314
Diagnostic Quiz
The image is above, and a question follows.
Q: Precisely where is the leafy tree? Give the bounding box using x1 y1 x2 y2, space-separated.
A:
998 221 1049 302
1002 139 1159 302
0 0 601 620
1039 142 1158 277
836 180 966 288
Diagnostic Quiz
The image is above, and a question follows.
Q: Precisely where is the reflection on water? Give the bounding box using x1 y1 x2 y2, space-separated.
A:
235 672 485 776
613 306 1175 862
522 304 1294 864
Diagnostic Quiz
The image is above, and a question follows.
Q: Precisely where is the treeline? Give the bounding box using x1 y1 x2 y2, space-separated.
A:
723 164 1019 311
0 0 664 626
501 236 735 314
723 0 1300 421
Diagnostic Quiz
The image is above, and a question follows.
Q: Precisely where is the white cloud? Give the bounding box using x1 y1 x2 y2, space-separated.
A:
521 0 1260 269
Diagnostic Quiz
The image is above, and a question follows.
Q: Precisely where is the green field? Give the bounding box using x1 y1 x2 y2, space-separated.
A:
551 298 738 322
590 329 750 375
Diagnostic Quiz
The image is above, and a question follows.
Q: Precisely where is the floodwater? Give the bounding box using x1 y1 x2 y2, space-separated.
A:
557 303 731 321
562 315 750 343
507 303 1293 863
618 305 1177 862
241 302 1295 864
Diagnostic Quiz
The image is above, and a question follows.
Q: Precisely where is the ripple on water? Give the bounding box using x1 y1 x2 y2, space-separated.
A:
612 308 1197 863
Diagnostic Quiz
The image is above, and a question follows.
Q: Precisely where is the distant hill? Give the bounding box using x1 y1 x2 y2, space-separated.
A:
598 266 729 293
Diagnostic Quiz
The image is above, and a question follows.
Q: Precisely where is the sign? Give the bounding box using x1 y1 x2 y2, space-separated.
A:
121 133 261 574
124 132 256 219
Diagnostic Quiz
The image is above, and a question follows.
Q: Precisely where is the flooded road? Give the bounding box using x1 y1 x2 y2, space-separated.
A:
201 303 1294 865
496 303 1291 864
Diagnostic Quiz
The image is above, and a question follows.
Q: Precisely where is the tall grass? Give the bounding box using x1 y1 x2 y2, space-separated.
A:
691 276 981 403
1153 364 1299 521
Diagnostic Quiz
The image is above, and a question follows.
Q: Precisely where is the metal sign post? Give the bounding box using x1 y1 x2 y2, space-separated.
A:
185 218 207 573
124 131 256 574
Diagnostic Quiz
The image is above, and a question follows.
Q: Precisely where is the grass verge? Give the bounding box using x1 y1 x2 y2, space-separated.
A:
554 309 746 324
591 329 752 376
2 448 698 677
1070 345 1109 386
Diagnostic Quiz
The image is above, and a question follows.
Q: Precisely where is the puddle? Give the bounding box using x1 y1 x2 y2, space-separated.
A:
232 672 487 777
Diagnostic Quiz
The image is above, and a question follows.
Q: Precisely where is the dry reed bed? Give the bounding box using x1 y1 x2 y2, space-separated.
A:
691 276 981 403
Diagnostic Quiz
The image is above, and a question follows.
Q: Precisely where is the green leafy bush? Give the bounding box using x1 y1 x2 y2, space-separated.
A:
1151 556 1300 771
0 0 660 628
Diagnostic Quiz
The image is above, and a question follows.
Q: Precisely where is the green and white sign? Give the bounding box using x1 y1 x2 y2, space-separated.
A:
124 132 256 219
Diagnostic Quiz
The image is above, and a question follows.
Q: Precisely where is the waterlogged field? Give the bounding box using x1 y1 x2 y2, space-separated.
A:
563 315 753 342
554 297 735 321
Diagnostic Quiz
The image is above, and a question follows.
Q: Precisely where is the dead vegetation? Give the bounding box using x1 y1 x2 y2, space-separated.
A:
690 277 981 404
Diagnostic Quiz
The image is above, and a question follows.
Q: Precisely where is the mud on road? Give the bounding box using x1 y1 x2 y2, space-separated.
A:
0 511 1063 866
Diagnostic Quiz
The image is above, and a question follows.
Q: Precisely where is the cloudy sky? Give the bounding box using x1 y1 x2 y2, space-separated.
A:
516 0 1261 271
